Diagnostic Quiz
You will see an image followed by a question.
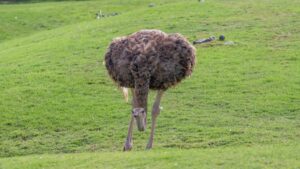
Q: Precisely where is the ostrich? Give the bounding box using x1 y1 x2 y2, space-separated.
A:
104 29 196 151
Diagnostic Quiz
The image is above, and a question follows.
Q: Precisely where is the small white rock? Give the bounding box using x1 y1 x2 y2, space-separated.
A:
224 41 235 45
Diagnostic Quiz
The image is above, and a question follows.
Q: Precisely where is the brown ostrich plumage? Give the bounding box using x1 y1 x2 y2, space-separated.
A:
104 29 196 151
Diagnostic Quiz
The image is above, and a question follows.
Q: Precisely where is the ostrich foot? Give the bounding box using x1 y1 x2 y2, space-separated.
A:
123 141 132 151
146 141 153 150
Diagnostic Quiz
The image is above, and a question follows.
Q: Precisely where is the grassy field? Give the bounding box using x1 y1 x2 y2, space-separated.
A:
0 0 299 168
1 145 299 169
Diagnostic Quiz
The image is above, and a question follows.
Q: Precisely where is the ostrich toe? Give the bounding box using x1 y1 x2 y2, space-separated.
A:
123 142 132 151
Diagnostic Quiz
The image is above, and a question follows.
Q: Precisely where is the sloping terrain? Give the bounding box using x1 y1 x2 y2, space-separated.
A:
0 0 180 42
1 145 299 169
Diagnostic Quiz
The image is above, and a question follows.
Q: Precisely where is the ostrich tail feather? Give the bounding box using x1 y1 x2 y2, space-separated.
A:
122 87 129 102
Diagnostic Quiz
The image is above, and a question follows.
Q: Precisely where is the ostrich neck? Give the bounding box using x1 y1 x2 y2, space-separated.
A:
133 79 149 111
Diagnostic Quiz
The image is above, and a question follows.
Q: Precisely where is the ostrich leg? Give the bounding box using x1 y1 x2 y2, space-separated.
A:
123 116 134 151
146 90 164 149
123 89 136 151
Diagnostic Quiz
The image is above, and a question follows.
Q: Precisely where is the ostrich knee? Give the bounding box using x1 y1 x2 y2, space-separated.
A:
152 102 161 118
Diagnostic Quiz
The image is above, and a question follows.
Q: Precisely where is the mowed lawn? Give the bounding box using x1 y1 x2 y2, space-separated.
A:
0 0 299 168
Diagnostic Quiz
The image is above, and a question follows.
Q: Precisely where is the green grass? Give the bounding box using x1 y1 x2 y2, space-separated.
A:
0 0 300 168
0 0 180 42
1 145 299 169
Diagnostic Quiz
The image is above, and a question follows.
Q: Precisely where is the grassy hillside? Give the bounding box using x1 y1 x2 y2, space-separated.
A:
0 0 180 42
0 0 299 168
1 145 299 169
